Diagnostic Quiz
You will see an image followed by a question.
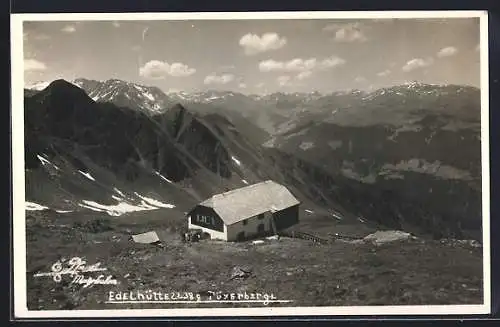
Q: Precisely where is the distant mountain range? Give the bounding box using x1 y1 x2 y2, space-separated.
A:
23 78 483 240
26 78 480 134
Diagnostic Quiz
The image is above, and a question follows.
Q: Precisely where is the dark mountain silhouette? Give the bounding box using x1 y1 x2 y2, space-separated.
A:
26 80 236 191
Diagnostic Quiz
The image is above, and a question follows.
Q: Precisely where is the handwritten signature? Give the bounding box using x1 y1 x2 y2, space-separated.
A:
33 257 118 288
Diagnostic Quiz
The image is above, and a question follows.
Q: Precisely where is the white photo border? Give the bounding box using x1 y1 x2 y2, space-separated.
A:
11 10 491 318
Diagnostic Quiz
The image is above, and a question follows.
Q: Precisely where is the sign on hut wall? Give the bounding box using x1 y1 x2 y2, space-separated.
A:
189 206 224 232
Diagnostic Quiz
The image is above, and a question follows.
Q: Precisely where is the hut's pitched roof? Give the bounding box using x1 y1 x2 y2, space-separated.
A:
199 180 300 225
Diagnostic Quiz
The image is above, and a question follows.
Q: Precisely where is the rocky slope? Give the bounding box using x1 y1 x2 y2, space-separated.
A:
24 80 357 227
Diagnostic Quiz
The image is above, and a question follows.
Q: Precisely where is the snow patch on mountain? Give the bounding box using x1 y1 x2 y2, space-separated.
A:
26 81 51 91
26 201 73 213
299 141 315 151
68 78 172 113
331 212 343 220
113 188 126 197
134 192 176 208
231 156 241 166
380 159 474 181
154 171 173 183
262 137 277 148
37 154 60 170
284 127 309 140
78 200 158 216
26 201 49 211
78 170 96 181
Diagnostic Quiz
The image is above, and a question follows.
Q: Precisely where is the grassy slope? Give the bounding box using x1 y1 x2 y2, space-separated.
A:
26 209 483 310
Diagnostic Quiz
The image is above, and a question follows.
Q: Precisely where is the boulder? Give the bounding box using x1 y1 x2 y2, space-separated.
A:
363 230 412 245
230 265 253 280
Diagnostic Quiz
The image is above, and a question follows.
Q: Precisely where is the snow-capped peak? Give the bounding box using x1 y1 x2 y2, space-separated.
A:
67 78 173 113
26 81 51 91
403 81 425 88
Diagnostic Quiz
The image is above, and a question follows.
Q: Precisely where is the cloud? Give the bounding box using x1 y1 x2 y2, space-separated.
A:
335 27 367 42
23 32 50 41
258 59 285 72
259 56 345 73
285 58 317 72
369 18 397 24
277 75 292 87
112 21 121 28
139 60 196 79
219 64 236 70
319 56 346 69
322 23 341 32
377 69 391 77
323 23 367 43
355 76 367 83
402 58 434 72
256 82 265 89
258 58 316 72
238 83 247 89
322 22 356 32
24 58 47 71
167 88 187 94
296 71 313 80
61 25 76 33
204 73 235 85
33 34 50 40
437 46 458 58
239 32 287 55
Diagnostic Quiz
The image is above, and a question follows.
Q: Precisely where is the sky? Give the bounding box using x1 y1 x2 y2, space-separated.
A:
23 17 481 94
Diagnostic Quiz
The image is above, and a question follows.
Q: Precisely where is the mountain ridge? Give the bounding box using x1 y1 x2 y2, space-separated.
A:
26 77 480 98
25 77 481 137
